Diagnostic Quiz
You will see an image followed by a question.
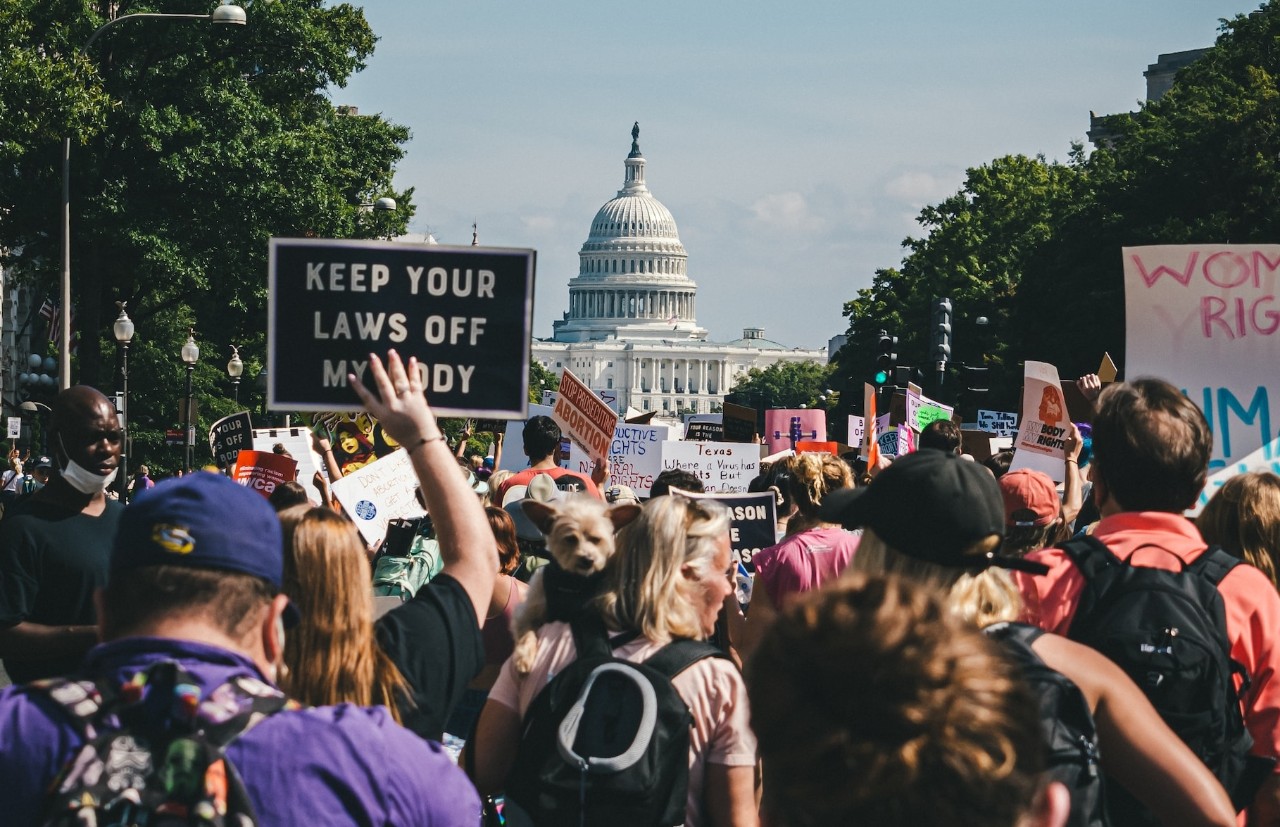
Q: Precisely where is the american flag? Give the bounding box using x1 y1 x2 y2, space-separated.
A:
37 300 74 347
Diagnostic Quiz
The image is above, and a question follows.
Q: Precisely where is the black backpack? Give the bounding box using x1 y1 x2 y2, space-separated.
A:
504 616 727 827
34 660 290 827
1061 535 1258 821
985 621 1107 827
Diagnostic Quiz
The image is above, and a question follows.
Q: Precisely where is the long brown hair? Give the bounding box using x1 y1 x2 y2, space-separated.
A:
1198 471 1280 589
277 505 412 721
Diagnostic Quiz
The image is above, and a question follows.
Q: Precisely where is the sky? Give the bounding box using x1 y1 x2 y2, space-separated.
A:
334 1 1259 351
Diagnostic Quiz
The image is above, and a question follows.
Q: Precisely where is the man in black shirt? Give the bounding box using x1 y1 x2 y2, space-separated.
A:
0 386 123 681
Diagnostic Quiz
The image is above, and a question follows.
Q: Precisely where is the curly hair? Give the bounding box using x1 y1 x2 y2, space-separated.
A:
747 572 1044 827
1198 471 1280 589
787 453 853 518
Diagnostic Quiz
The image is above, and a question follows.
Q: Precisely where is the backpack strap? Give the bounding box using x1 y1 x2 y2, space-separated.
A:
984 620 1046 650
570 614 614 661
643 638 726 679
1187 545 1242 588
1058 535 1121 581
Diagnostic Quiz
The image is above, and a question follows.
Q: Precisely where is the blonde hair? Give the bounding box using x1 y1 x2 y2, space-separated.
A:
788 453 853 518
846 530 1022 627
599 495 729 644
1198 471 1280 590
278 506 412 721
748 573 1044 827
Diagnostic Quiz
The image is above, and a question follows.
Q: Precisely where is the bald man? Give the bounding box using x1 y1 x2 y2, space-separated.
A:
0 386 123 681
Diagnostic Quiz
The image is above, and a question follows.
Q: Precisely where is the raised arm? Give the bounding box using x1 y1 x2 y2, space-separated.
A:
1061 423 1083 528
350 351 497 624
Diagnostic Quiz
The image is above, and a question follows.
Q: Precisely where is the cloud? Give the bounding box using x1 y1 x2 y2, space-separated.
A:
749 191 820 232
882 169 959 207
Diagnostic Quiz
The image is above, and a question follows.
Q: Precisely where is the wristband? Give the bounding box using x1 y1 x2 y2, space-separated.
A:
407 434 446 455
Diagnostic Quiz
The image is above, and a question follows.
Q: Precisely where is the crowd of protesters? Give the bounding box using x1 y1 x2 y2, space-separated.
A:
0 351 1278 826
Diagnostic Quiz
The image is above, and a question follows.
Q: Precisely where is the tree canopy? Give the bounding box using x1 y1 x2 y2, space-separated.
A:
1 0 414 472
834 2 1280 416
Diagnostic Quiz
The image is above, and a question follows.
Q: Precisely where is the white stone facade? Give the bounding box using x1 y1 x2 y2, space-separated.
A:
533 127 826 416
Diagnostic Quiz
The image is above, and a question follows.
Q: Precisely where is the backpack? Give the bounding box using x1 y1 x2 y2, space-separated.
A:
372 537 442 600
34 659 290 827
1061 535 1257 820
985 622 1107 827
504 616 728 827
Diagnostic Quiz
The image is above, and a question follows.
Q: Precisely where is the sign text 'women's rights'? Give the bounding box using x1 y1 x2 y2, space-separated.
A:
1124 245 1280 472
268 238 535 417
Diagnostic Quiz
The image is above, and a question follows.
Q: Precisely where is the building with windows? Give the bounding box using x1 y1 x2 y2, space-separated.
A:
531 125 827 416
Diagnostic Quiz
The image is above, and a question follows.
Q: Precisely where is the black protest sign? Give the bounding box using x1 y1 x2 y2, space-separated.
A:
685 421 724 442
721 402 757 443
685 490 777 570
268 239 535 416
209 412 254 469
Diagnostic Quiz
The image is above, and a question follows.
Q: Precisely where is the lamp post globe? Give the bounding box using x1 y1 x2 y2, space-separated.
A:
113 302 134 501
181 329 199 473
227 345 244 405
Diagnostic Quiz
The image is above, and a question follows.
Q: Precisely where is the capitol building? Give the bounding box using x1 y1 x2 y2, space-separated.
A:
532 125 827 417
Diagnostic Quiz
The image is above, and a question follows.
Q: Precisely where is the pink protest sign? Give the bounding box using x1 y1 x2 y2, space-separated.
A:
232 450 298 499
1124 245 1280 474
763 409 826 455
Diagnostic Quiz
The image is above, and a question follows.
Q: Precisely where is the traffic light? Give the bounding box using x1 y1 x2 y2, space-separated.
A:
931 298 953 364
874 329 898 385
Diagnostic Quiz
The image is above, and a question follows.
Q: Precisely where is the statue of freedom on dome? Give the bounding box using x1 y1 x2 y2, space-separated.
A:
631 121 640 154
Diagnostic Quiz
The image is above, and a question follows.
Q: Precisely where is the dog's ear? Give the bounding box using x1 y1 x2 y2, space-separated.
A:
608 502 643 531
521 499 560 534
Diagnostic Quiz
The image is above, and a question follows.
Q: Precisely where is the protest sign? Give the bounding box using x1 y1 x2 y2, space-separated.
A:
1124 245 1280 475
721 402 757 443
329 449 426 546
6 417 20 439
553 369 618 461
848 415 865 449
661 441 760 493
1009 361 1069 482
905 386 954 432
1194 434 1280 514
232 450 297 499
683 490 777 568
565 422 665 497
1098 352 1119 384
795 440 839 455
763 409 825 455
252 426 327 505
877 430 899 458
976 409 1020 437
685 421 723 441
209 412 253 469
267 238 534 416
498 404 572 472
862 383 878 465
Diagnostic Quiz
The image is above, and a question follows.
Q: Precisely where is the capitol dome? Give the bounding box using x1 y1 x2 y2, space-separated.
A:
552 124 706 343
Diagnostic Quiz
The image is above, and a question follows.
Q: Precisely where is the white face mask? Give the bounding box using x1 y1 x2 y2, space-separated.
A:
57 436 117 495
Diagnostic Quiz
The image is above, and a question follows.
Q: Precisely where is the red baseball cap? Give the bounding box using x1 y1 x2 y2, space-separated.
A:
998 469 1060 527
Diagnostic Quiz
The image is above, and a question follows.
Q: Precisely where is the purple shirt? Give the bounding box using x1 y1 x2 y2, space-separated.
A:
753 527 860 608
0 637 480 826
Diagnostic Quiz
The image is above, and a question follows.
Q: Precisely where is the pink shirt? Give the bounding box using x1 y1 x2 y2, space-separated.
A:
752 527 860 608
489 621 757 827
1015 511 1280 768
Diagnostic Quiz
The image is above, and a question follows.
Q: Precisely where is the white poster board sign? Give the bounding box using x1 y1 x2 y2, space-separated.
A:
1124 244 1280 477
329 449 426 546
977 409 1020 437
660 441 759 493
1009 361 1069 483
847 415 865 449
566 422 665 497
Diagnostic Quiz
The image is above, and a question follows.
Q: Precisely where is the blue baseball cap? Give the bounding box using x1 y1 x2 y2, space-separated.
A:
113 472 287 591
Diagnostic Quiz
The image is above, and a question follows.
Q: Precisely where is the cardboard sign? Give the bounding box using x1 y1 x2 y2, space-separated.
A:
682 490 778 569
267 238 534 416
565 422 665 497
976 409 1020 437
661 441 760 493
905 387 954 432
208 412 254 469
763 409 825 455
961 430 995 462
1098 352 1119 383
329 449 426 546
1124 245 1280 476
553 369 618 461
1009 361 1069 482
6 417 20 439
721 401 757 443
232 450 298 499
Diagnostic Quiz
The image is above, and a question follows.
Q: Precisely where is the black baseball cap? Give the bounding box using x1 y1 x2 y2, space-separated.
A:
819 449 1047 574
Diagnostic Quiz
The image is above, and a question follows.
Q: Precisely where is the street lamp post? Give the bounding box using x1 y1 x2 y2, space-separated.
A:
358 197 397 241
112 302 134 502
227 345 243 405
181 329 200 473
60 4 247 389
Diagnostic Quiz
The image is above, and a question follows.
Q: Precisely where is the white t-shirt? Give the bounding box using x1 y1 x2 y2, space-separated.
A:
489 620 757 827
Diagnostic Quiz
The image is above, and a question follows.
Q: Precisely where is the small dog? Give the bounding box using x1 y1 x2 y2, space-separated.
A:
511 494 641 676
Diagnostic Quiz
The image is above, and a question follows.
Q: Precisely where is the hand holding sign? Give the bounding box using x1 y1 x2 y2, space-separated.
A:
348 350 445 447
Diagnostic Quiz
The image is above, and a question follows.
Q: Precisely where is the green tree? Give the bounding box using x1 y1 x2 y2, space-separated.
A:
0 0 413 474
725 360 833 410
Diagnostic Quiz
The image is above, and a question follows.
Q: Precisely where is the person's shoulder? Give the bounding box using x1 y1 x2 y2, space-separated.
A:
1217 557 1280 612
